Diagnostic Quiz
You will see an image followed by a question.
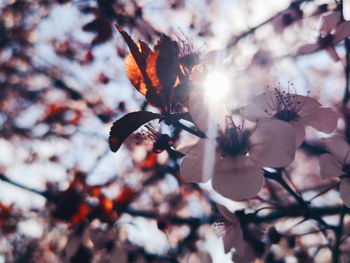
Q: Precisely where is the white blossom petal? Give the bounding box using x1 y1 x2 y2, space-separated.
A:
300 107 337 134
334 21 350 44
217 205 238 223
188 90 212 133
242 92 274 122
223 224 235 253
319 154 343 179
249 120 296 167
218 207 246 255
212 155 264 201
340 178 350 208
289 120 306 147
176 138 200 155
296 96 321 115
188 87 226 133
180 140 216 183
223 224 243 254
320 11 341 34
323 136 350 162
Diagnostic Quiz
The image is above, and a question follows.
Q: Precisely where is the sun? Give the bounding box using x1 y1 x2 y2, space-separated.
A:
203 72 230 101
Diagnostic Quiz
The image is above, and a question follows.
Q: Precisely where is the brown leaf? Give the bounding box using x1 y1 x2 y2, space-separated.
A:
109 111 161 152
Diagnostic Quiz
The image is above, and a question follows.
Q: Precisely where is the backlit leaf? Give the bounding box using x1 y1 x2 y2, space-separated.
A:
109 111 161 152
147 35 180 111
117 26 152 92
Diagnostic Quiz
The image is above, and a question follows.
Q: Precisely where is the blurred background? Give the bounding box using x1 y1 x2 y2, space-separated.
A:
0 0 349 262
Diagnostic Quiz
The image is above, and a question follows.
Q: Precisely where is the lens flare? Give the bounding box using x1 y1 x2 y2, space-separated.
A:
204 72 230 100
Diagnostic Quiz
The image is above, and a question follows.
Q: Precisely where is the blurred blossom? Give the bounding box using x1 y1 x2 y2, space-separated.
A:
297 11 350 61
216 205 263 263
319 135 350 207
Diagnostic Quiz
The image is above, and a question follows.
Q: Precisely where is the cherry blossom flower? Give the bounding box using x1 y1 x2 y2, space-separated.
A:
242 88 337 146
216 205 262 263
180 116 296 201
319 136 350 207
297 11 350 61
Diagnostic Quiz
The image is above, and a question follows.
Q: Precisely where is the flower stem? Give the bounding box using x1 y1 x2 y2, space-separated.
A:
173 121 206 138
264 170 334 230
264 169 307 207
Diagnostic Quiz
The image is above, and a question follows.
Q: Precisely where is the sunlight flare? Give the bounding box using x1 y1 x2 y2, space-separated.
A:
204 72 230 100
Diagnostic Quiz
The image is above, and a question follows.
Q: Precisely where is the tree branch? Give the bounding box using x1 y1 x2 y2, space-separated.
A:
332 206 346 263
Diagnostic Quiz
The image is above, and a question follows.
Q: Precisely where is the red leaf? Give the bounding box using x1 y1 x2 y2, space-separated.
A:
117 26 152 89
146 35 180 111
109 111 161 152
117 26 164 109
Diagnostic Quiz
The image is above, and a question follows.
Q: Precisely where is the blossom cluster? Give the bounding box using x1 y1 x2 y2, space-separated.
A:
181 87 337 201
109 9 350 262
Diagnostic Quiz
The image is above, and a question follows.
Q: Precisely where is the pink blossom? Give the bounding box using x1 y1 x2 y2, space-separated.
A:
297 11 350 61
180 116 296 201
319 136 350 207
242 88 337 146
216 205 259 263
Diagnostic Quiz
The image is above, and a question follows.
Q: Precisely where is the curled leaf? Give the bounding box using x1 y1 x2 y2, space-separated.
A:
109 111 162 152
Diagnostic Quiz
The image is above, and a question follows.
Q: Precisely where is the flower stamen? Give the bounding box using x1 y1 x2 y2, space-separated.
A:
262 85 310 122
217 116 250 156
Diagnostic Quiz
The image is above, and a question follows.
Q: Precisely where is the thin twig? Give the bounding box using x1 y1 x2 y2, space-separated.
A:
224 0 314 51
264 170 307 206
173 121 206 138
0 173 56 201
332 206 346 263
308 182 340 202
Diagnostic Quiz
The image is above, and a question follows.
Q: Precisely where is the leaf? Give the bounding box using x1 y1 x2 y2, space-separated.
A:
146 35 180 111
117 26 152 89
125 50 149 95
109 111 162 152
117 26 164 108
